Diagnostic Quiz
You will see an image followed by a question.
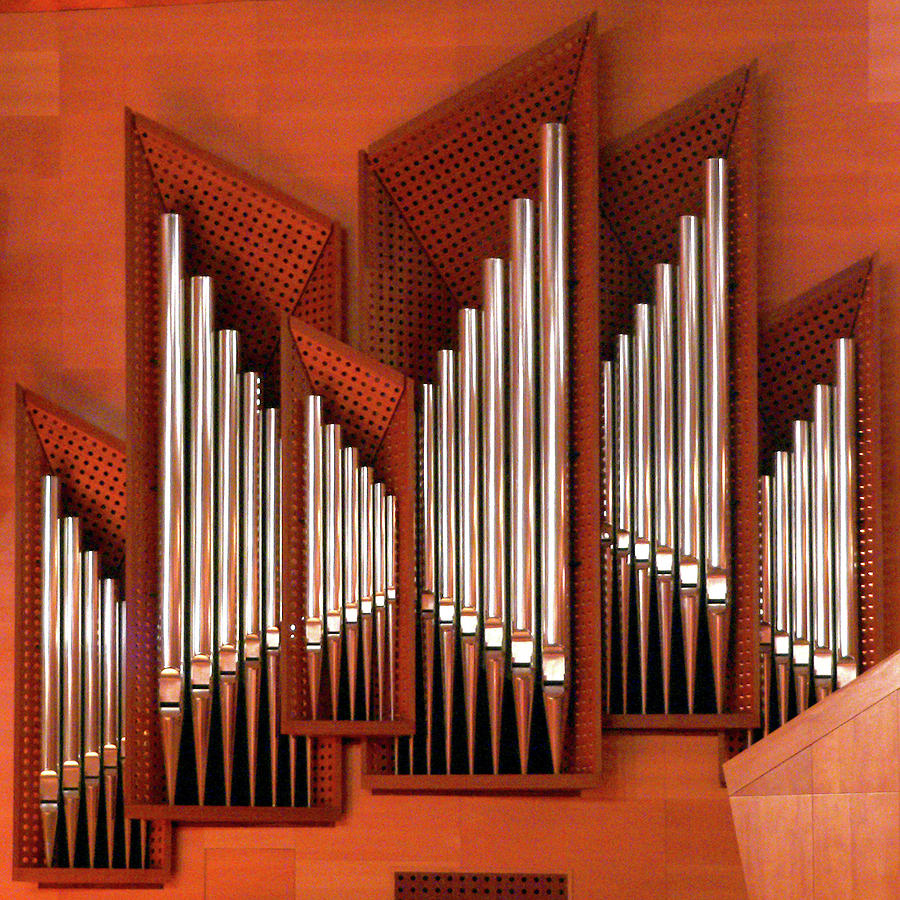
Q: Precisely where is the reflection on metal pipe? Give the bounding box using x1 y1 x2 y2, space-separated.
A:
704 158 730 713
40 475 61 867
157 212 185 807
834 339 858 688
812 385 835 700
509 198 537 773
677 215 702 713
539 121 569 775
653 264 676 713
189 276 214 805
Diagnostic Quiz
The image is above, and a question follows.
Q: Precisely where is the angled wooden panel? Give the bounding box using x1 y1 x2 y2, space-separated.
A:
600 65 759 725
281 318 416 735
759 258 883 671
13 387 173 887
124 110 343 823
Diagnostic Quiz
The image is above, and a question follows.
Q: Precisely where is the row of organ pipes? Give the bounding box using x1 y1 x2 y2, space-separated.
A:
601 158 731 715
40 476 146 868
157 213 305 807
757 339 858 737
417 122 570 775
303 396 398 726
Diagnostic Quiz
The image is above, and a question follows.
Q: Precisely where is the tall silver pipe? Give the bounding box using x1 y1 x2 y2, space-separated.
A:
324 423 344 720
101 578 119 866
704 158 730 712
759 476 773 736
359 465 374 720
615 333 632 714
834 339 858 688
342 446 360 720
437 349 457 771
812 385 835 699
482 257 506 771
791 421 812 713
263 408 282 803
458 306 481 774
600 360 615 716
509 198 537 773
678 215 702 713
215 329 240 804
61 516 81 866
633 303 653 714
384 493 397 722
40 475 61 867
305 395 324 718
82 550 102 866
773 451 792 726
539 122 569 775
419 384 437 770
189 276 215 804
157 212 185 806
241 371 262 804
654 264 676 713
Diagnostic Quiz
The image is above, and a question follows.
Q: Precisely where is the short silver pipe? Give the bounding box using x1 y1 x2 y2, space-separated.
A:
615 333 632 712
677 215 702 588
305 395 324 648
791 421 812 710
40 476 61 790
812 385 835 691
342 446 360 626
216 330 241 672
384 492 397 722
834 338 858 687
263 409 282 642
703 158 730 602
82 551 103 775
324 423 344 636
190 276 215 688
458 307 481 639
437 350 457 623
539 121 569 697
373 481 386 719
509 199 537 670
419 384 437 611
61 516 82 775
242 372 263 652
101 578 119 866
359 465 374 719
653 264 676 573
482 258 506 651
600 360 615 715
773 451 793 659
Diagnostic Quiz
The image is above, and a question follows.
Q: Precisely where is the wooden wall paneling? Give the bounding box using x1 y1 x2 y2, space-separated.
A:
123 109 344 823
12 386 174 886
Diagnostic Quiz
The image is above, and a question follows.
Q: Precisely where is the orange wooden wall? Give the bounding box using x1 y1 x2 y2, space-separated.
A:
0 1 896 897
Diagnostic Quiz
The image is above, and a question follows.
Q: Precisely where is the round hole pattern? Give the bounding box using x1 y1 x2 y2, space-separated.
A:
395 872 568 899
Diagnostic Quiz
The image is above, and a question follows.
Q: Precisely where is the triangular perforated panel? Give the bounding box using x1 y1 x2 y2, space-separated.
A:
759 259 870 461
597 67 749 291
362 15 592 374
289 317 405 461
131 112 342 371
25 394 126 573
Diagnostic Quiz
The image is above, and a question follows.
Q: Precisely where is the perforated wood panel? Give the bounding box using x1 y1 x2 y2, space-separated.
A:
361 17 601 791
13 387 173 887
124 111 343 822
281 317 416 735
759 258 883 671
395 872 568 899
361 15 593 381
599 66 760 728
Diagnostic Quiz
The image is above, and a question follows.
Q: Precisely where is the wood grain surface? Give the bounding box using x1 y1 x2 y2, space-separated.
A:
0 1 896 896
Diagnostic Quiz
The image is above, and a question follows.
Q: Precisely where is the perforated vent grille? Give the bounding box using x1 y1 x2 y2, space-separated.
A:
135 113 341 372
361 17 601 785
125 110 344 814
759 259 883 669
598 66 759 718
13 389 171 882
281 319 416 730
395 872 568 898
25 400 126 573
